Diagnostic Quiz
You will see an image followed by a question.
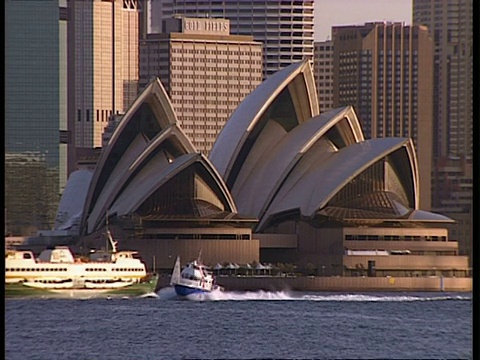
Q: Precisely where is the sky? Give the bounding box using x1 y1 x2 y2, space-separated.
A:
314 0 413 41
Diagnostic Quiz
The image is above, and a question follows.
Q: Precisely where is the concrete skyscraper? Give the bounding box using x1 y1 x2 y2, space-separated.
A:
139 17 263 155
67 0 140 171
413 0 472 160
313 40 334 113
5 0 68 235
331 22 434 211
142 0 314 79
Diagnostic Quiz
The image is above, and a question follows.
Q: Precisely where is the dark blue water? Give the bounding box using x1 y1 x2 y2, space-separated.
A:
5 288 473 360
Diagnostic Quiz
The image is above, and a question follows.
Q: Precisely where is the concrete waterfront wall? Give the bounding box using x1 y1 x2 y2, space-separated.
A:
155 275 472 292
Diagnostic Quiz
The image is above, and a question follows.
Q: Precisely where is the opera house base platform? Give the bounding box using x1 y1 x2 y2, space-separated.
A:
154 275 472 293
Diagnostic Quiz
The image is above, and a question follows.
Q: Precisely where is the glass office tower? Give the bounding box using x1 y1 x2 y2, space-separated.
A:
5 0 66 235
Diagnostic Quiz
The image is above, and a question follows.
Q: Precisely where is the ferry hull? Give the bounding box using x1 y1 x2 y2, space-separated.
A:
5 275 158 299
174 284 210 297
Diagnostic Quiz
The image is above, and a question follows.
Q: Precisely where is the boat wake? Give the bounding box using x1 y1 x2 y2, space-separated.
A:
299 293 472 302
138 292 159 299
153 287 471 302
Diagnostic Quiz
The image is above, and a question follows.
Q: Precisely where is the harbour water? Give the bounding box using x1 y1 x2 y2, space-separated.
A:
5 288 473 360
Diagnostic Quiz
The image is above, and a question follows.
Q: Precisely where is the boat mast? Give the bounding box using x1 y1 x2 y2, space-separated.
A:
105 212 117 254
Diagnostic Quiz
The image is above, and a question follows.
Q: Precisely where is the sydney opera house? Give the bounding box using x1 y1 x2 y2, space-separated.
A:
53 60 469 278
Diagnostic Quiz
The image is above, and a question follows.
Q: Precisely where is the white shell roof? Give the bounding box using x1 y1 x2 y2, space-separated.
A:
82 78 179 232
54 169 93 231
109 152 236 217
209 59 319 181
81 77 236 234
232 106 364 220
406 209 454 222
68 59 451 235
87 124 196 233
257 137 416 230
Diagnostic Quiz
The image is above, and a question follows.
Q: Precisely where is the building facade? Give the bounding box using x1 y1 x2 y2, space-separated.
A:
139 17 263 155
5 0 68 234
313 40 334 113
67 0 140 171
331 22 434 211
143 0 314 79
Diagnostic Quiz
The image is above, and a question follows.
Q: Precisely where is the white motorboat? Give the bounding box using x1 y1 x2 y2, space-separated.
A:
170 253 221 296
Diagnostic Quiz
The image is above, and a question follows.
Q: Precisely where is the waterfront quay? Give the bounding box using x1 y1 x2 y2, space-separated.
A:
155 274 472 293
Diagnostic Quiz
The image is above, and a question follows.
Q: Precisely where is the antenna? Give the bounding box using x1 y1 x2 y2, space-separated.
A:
105 211 117 253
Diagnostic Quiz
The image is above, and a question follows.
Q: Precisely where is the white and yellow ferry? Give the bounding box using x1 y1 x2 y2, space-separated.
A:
5 231 157 298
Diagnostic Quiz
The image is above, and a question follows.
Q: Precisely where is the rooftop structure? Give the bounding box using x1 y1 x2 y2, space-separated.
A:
139 16 263 155
144 0 314 79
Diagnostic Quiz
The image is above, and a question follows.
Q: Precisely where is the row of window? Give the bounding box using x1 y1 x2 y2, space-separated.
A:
181 124 223 131
172 99 241 106
143 234 251 240
170 71 260 80
6 268 144 272
85 268 144 272
345 235 448 241
171 90 250 97
171 49 261 57
77 109 115 122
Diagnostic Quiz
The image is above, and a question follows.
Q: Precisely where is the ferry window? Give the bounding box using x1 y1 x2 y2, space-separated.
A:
23 253 32 259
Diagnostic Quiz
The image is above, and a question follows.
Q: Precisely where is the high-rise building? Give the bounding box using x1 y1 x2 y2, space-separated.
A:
412 0 473 266
139 17 263 154
5 0 68 235
143 0 314 79
413 0 472 159
67 0 140 170
313 40 334 113
331 22 434 211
